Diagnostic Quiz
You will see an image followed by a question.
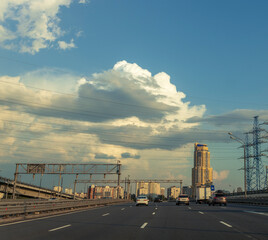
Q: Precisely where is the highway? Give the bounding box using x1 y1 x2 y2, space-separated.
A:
1 202 267 240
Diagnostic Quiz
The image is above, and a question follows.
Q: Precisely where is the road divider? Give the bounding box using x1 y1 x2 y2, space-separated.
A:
0 199 131 223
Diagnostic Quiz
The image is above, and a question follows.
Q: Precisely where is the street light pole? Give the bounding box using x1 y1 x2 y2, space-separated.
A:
228 132 247 198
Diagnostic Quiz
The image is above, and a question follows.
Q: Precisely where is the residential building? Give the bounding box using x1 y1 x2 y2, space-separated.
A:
192 143 213 198
136 181 149 196
182 186 192 196
87 185 124 199
136 181 161 197
53 186 62 192
167 186 180 199
64 188 73 195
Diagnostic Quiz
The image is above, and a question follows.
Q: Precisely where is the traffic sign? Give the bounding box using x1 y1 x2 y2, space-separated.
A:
211 185 215 191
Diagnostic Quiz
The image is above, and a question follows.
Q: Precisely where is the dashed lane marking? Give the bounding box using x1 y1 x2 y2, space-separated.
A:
188 207 191 209
49 224 71 232
155 208 158 210
121 208 125 210
244 211 268 216
152 212 155 215
102 213 110 216
198 211 204 215
140 222 148 229
220 221 232 228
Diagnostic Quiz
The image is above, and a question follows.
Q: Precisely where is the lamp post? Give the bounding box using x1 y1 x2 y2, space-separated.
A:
228 132 247 198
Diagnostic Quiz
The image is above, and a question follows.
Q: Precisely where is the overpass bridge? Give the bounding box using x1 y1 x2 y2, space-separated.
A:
0 176 76 200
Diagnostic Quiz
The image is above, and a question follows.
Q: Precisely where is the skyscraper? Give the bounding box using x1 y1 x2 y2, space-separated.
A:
192 143 213 197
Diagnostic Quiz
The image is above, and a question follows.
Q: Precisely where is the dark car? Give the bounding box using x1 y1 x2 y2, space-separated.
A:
154 197 162 202
208 192 227 206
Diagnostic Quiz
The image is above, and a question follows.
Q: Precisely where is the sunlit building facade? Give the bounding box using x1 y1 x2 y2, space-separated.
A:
167 186 180 199
192 143 213 197
87 185 124 199
136 181 161 197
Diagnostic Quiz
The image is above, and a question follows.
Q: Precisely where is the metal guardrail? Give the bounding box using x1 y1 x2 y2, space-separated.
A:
0 199 130 218
227 195 268 205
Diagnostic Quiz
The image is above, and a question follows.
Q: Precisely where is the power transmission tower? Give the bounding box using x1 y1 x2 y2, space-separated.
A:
245 133 252 191
248 116 266 190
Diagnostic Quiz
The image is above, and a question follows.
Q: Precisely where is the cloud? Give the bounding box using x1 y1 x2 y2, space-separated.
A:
95 153 116 159
0 60 208 179
213 170 230 181
121 152 140 159
79 0 90 3
186 109 268 129
58 39 76 50
0 0 84 54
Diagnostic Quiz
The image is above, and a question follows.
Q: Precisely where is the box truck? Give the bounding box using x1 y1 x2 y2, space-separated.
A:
195 187 211 204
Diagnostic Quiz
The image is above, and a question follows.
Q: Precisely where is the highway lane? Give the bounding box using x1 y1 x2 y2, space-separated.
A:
0 202 267 240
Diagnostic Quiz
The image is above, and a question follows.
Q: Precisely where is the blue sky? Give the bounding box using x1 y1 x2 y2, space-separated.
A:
0 0 267 193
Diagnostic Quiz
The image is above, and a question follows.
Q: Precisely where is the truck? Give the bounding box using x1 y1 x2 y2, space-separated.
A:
195 187 211 204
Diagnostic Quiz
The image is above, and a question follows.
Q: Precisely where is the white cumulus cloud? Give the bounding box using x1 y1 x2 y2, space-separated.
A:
213 170 230 181
58 39 76 50
0 0 83 54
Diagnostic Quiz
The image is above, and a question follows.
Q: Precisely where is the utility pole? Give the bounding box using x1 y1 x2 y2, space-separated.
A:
127 175 130 200
179 180 183 194
73 174 79 199
117 162 121 199
12 164 19 199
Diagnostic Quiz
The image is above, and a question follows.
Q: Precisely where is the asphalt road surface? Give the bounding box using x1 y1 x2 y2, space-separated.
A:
1 202 267 240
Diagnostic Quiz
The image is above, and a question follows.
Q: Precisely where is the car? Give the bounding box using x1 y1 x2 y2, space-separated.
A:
136 195 149 206
176 194 190 205
154 197 162 202
208 192 227 206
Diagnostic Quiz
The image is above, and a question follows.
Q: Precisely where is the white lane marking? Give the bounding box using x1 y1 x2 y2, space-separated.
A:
140 222 148 229
155 208 158 210
220 221 232 228
152 212 155 215
49 224 71 232
198 211 204 215
121 208 125 210
102 213 110 216
244 211 268 216
188 207 191 209
0 206 106 227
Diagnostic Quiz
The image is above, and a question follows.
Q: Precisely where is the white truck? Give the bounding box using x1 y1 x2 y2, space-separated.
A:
195 187 211 204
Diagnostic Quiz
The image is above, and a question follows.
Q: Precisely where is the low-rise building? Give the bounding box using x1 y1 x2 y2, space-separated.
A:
87 185 124 199
167 186 180 199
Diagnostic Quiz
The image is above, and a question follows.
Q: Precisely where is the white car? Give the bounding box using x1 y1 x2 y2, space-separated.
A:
136 196 149 206
176 194 190 205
